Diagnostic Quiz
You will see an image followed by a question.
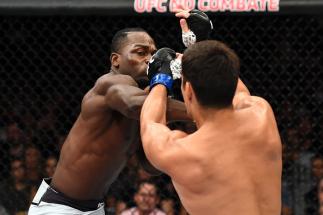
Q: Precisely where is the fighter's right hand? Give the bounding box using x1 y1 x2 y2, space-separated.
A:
175 8 213 47
147 48 176 92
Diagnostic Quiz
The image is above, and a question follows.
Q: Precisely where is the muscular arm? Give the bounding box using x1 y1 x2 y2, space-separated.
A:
82 74 191 121
140 85 188 172
81 74 145 120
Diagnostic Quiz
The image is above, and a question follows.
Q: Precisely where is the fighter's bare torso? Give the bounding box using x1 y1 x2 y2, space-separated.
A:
51 74 141 200
170 96 282 215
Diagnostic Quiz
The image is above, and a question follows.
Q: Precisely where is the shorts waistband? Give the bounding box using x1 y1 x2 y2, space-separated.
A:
36 178 104 212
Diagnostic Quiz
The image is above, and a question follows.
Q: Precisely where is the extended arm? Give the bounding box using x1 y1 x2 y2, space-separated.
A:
140 85 187 172
81 74 146 120
167 98 190 122
82 73 190 121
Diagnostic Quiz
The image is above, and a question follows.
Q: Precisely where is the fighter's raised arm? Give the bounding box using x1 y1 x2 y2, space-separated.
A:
141 85 188 172
140 48 188 172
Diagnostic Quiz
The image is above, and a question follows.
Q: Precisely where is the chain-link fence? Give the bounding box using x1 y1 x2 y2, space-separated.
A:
0 14 322 215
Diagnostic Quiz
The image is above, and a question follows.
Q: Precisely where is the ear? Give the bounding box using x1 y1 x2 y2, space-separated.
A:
185 82 193 102
110 53 120 69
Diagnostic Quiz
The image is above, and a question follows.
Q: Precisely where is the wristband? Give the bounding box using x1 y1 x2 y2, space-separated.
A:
150 73 173 92
182 30 197 48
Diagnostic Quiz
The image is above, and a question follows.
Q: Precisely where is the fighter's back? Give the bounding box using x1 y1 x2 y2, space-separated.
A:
170 96 282 215
51 74 140 200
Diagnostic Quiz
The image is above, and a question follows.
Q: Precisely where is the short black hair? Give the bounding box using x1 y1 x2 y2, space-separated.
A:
111 28 148 53
182 40 240 108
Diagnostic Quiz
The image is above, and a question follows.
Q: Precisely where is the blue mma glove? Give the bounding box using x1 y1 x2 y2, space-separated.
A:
147 48 177 92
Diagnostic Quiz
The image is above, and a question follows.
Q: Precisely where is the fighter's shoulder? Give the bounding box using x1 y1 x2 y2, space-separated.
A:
245 96 276 124
81 74 136 107
249 95 271 107
95 73 137 86
236 94 270 109
236 95 273 119
88 74 138 96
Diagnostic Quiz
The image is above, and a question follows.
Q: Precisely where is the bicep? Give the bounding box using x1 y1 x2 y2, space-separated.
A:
105 85 147 119
81 75 147 120
141 123 187 173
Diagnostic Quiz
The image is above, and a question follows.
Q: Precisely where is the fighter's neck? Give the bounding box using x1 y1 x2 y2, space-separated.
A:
193 106 234 129
109 68 120 75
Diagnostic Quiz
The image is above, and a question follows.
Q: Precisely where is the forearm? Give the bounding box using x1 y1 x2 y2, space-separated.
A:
107 85 189 121
105 84 147 120
166 98 191 122
126 94 190 122
141 85 168 125
123 94 147 120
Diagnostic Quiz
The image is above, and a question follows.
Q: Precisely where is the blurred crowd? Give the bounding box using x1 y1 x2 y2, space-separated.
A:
279 102 323 215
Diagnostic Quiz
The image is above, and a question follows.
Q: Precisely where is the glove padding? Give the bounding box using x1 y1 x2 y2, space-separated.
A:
147 48 177 92
182 9 213 47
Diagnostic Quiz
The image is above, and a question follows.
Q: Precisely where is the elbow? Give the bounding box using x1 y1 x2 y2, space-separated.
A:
123 95 145 120
106 85 143 119
124 102 142 120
